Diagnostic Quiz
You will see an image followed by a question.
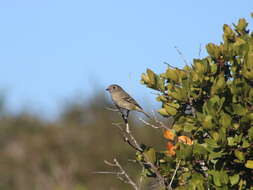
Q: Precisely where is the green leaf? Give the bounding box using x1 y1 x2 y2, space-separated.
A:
209 170 222 187
232 104 247 116
211 74 226 95
194 59 207 74
242 140 250 148
229 174 240 186
158 108 169 116
223 24 235 41
156 75 165 91
237 18 248 32
176 143 193 160
210 63 217 74
202 115 214 129
209 170 228 187
170 87 187 101
193 144 208 156
203 95 225 116
220 170 229 185
205 138 219 148
219 112 232 128
164 103 178 116
143 148 156 164
206 43 221 59
227 137 236 146
209 151 225 160
166 68 179 82
242 53 253 80
245 160 253 169
211 132 220 142
189 173 205 190
234 150 245 162
248 127 253 140
147 69 156 85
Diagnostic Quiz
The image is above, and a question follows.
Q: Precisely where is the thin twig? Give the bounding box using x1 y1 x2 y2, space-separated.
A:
198 43 202 58
174 46 189 65
139 117 159 129
139 117 169 130
105 107 120 112
93 171 120 175
95 159 140 190
163 61 187 72
113 123 143 152
107 107 170 189
113 158 139 190
143 157 168 188
139 116 172 130
189 98 196 117
104 160 117 167
169 160 181 189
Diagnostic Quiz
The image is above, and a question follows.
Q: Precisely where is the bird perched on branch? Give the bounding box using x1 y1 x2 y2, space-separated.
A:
106 84 150 122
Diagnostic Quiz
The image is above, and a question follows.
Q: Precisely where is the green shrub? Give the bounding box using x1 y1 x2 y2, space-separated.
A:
140 16 253 189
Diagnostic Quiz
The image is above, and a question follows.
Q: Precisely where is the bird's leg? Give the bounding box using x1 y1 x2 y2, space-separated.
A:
118 108 130 133
125 110 130 133
117 107 127 123
126 110 129 119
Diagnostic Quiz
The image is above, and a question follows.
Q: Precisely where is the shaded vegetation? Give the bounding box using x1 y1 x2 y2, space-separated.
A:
0 93 164 190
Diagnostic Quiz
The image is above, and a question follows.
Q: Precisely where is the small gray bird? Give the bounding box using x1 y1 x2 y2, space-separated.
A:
106 84 150 121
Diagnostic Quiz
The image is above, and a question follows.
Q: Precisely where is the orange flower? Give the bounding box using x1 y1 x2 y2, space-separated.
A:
166 142 176 156
178 136 193 145
163 130 175 140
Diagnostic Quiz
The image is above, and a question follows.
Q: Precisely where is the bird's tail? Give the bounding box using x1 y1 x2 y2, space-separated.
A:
140 110 151 119
135 106 151 119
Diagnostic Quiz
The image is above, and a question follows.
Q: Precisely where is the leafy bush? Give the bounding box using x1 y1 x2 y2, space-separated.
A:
140 16 253 189
0 95 163 190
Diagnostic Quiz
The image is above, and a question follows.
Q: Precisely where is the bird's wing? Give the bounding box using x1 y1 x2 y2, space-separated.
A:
122 96 143 110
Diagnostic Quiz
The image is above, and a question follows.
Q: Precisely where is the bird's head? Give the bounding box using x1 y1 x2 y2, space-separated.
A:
106 84 122 93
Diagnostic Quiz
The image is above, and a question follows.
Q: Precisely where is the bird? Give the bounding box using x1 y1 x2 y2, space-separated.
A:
106 84 150 122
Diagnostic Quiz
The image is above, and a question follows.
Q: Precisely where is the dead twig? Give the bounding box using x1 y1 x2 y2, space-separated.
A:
174 46 189 66
198 43 202 58
143 157 168 188
139 117 170 130
168 160 181 189
113 122 143 152
95 159 140 190
139 111 173 131
107 107 171 189
163 61 187 72
105 107 120 112
189 98 196 117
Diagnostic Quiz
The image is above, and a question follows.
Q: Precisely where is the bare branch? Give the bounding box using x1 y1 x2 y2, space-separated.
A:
189 98 196 118
93 171 121 175
163 61 187 72
114 158 139 189
168 160 181 189
144 157 167 188
139 116 172 130
174 46 189 65
105 107 120 112
139 117 160 129
104 160 117 167
106 106 172 189
198 43 202 58
112 122 143 152
96 158 140 190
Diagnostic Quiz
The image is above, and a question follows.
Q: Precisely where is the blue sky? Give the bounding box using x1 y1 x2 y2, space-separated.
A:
0 0 252 118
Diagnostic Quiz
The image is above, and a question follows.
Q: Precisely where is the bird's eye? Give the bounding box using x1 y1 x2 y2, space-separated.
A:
112 86 116 89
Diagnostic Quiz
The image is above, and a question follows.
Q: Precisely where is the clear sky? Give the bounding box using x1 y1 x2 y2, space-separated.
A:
0 0 252 118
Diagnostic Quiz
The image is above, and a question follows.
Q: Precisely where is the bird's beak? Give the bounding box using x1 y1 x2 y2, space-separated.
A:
106 88 109 91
